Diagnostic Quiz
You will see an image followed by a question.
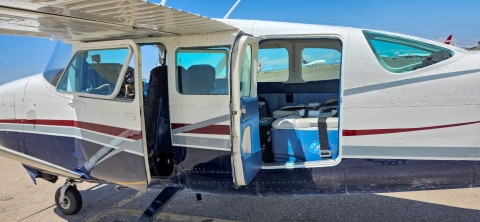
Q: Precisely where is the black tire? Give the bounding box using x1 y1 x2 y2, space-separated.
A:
54 186 83 215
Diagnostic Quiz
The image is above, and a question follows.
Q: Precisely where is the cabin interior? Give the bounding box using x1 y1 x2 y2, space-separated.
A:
142 38 342 177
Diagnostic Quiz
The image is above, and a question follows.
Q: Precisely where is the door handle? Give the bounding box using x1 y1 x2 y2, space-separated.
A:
68 100 85 107
124 112 136 117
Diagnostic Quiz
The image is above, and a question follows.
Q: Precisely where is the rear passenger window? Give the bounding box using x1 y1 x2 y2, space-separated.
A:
301 48 341 81
258 48 289 82
363 30 454 74
176 46 229 95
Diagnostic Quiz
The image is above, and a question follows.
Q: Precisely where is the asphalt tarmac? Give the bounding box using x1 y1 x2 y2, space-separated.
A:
1 156 480 222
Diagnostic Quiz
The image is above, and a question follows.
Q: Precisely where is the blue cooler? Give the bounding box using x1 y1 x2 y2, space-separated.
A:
271 115 339 162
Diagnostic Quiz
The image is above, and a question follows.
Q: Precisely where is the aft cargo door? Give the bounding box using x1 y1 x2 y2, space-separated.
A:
55 40 150 189
231 35 261 186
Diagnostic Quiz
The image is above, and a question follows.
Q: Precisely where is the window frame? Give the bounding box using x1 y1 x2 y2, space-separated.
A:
56 44 134 100
363 30 455 74
300 47 342 82
175 45 230 95
257 47 290 83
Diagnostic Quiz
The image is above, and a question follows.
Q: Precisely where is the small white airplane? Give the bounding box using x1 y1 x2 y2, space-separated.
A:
393 50 430 58
302 56 326 67
445 35 480 51
0 1 479 221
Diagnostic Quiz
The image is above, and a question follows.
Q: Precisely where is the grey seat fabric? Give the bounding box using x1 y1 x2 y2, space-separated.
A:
181 65 216 95
213 78 228 94
177 66 188 94
144 66 169 148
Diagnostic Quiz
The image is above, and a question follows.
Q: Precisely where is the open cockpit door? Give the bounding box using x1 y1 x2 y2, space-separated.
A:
54 40 150 189
230 35 261 186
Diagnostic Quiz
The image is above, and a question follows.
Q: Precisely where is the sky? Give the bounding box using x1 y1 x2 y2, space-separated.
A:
1 0 479 84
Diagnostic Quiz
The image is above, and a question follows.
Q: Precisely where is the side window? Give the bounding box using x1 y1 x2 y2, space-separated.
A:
301 48 341 81
363 30 454 73
57 48 131 96
240 44 252 97
176 46 229 95
258 48 289 82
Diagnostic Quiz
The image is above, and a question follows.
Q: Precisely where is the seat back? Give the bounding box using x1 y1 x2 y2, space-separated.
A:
184 65 216 95
144 66 169 147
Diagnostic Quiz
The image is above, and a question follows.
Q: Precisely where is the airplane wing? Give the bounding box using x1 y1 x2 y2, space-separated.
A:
0 0 237 41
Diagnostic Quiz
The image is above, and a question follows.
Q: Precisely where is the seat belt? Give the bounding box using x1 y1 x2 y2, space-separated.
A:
317 117 331 158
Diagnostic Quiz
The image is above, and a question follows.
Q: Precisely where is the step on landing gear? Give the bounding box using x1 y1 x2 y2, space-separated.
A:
54 179 83 215
138 186 184 222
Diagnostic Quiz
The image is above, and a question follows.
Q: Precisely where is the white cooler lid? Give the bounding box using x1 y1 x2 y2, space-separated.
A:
272 115 338 130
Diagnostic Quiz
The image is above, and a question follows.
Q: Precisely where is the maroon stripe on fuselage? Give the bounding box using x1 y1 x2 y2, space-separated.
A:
171 123 230 135
0 119 142 140
343 121 480 137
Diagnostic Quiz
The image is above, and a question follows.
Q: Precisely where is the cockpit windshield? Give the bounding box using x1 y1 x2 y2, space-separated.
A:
43 41 72 86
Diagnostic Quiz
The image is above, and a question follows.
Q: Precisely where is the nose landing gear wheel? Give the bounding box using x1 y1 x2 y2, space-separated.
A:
54 186 83 215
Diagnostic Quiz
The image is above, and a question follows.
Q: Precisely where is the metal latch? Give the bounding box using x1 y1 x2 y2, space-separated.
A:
320 150 331 158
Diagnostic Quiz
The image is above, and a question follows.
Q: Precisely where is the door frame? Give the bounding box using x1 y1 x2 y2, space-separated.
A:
253 34 347 170
230 34 261 186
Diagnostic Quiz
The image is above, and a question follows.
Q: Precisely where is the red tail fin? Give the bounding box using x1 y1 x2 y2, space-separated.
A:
444 35 452 45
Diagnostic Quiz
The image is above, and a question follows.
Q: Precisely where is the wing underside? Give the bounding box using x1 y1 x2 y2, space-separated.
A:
0 0 237 41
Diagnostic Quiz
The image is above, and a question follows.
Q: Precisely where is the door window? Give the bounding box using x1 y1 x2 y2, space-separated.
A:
176 46 230 95
57 48 131 96
240 44 252 97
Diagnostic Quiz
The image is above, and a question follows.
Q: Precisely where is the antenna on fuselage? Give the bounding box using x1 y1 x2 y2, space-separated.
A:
160 0 167 6
224 0 241 19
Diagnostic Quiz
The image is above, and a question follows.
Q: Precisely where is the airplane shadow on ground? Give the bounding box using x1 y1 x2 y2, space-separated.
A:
45 183 480 222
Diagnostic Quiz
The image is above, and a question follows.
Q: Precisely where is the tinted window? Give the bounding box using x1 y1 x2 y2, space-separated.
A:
301 48 341 81
57 48 130 96
363 31 454 73
258 48 289 82
176 46 229 95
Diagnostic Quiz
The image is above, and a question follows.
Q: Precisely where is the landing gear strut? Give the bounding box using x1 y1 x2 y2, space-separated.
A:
138 186 184 222
54 179 83 215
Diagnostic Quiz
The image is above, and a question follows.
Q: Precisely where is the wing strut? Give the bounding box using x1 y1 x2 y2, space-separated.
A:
138 186 184 222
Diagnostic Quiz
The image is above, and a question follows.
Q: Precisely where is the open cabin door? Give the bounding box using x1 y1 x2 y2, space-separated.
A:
231 35 261 186
55 40 150 190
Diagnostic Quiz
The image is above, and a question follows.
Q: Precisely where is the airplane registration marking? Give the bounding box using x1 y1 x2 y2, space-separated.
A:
343 120 480 136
